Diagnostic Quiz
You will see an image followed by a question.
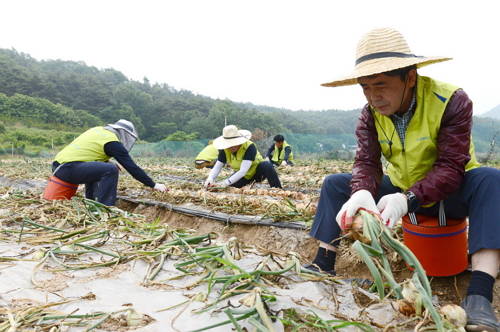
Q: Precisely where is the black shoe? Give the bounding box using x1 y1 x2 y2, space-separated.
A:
302 263 336 276
461 295 500 332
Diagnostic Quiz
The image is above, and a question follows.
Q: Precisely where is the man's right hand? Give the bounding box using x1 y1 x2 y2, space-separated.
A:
335 189 379 229
154 183 168 192
204 178 215 188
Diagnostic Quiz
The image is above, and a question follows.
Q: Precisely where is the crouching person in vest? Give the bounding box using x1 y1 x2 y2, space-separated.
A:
305 28 500 331
194 141 218 169
266 135 294 166
203 125 282 189
52 119 168 206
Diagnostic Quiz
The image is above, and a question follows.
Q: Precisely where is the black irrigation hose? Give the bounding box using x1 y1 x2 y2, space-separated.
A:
117 195 308 230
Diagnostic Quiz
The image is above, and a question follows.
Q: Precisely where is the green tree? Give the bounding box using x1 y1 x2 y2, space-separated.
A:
97 104 145 135
149 122 178 141
165 130 199 141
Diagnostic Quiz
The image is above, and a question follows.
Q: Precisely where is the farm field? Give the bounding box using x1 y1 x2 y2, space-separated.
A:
1 157 499 331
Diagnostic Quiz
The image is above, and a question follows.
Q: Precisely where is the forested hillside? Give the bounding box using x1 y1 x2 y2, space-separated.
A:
0 48 498 159
0 49 362 140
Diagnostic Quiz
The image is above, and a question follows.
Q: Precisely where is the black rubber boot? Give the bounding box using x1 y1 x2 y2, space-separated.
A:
302 263 336 276
302 247 336 276
461 295 500 332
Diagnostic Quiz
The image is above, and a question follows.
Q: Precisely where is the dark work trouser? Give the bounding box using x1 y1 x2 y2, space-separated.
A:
309 167 500 254
52 161 119 206
231 161 282 188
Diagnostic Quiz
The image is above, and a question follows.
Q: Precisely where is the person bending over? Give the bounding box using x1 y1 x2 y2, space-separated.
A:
52 119 167 206
204 125 282 189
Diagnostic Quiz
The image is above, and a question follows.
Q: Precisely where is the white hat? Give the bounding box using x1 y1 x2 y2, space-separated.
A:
213 125 252 149
107 119 138 139
322 27 452 87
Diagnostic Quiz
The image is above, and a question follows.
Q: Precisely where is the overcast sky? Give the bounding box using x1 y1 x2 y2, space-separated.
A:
1 0 499 114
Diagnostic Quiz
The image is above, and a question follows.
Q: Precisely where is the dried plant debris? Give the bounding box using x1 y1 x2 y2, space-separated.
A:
2 157 497 331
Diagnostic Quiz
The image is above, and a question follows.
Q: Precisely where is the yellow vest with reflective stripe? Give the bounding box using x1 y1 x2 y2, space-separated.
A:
196 144 219 162
55 127 119 163
224 141 263 180
373 75 480 192
271 141 294 162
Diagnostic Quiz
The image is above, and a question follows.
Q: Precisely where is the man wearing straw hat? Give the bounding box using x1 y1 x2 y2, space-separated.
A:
306 28 500 331
204 125 282 189
52 119 168 206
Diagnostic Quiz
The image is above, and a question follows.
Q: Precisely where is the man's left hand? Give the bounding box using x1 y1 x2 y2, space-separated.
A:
376 193 407 228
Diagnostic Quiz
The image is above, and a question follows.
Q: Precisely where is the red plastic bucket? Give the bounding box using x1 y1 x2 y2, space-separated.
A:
402 214 468 277
43 176 78 200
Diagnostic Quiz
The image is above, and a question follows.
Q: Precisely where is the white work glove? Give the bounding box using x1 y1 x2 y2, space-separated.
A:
336 189 379 230
204 177 215 188
377 193 407 228
154 183 168 192
283 161 290 167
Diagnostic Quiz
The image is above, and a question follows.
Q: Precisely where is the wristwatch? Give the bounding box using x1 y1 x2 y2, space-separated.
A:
405 191 419 213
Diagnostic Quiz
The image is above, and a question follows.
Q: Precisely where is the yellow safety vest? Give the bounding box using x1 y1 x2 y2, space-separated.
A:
196 144 219 162
55 127 119 163
373 75 480 192
224 141 263 180
271 141 294 163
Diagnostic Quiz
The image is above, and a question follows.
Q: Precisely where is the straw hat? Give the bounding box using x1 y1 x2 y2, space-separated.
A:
322 28 452 87
107 119 138 139
213 125 252 149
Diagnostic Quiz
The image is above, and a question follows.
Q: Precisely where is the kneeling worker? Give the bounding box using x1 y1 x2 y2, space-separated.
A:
52 119 167 206
194 141 218 169
266 135 294 166
204 125 282 188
